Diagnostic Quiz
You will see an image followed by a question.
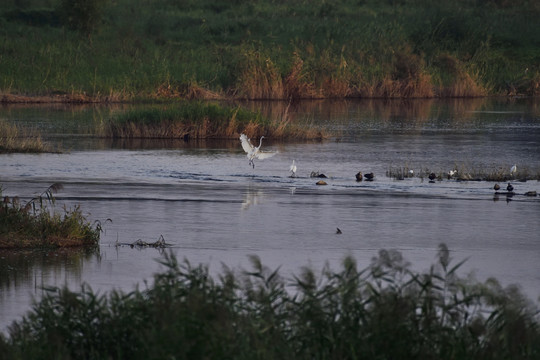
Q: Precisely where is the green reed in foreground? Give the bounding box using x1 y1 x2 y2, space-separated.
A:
0 184 102 249
1 244 538 359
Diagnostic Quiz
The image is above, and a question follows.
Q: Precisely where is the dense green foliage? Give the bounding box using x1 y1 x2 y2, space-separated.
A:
0 184 101 248
0 0 539 99
1 246 539 359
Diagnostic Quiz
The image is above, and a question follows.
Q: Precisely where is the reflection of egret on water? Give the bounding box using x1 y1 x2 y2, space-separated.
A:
240 133 277 168
241 188 265 210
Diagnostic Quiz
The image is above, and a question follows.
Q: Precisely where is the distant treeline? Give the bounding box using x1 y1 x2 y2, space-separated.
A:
0 0 539 101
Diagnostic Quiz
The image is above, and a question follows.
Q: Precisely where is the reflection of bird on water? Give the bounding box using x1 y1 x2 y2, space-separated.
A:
510 164 517 178
241 189 264 210
240 133 277 168
494 183 500 191
364 172 374 181
355 171 363 181
507 183 514 192
289 160 297 177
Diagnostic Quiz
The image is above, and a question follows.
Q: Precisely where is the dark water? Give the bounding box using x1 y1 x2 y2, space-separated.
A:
1 98 540 332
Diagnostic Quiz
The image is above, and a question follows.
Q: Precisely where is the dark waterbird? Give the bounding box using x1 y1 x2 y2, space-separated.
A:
428 172 436 183
311 171 327 178
507 183 514 192
494 183 500 191
364 172 374 181
336 228 342 234
355 172 363 181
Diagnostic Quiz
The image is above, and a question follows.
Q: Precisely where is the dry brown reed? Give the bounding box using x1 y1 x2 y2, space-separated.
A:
433 54 488 97
238 101 326 140
236 50 285 99
321 77 352 98
437 72 488 97
525 71 540 95
283 54 319 99
0 120 54 153
155 82 223 100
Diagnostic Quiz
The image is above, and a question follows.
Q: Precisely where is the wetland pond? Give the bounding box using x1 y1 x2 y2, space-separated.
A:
1 98 540 332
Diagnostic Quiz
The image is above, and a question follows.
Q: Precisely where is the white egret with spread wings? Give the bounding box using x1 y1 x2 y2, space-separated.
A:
240 133 277 168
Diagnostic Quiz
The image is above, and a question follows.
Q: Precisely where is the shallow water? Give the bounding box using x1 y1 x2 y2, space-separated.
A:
1 98 540 332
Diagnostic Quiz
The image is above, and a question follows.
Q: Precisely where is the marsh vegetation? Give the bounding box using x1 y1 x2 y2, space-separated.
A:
1 0 539 101
386 164 540 182
0 120 53 153
105 101 326 140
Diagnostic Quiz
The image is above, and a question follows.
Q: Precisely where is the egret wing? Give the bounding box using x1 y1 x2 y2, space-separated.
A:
256 151 277 160
240 134 254 154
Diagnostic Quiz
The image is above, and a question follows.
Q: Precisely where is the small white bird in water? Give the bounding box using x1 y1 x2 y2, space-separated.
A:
240 133 277 168
510 164 517 177
289 160 297 177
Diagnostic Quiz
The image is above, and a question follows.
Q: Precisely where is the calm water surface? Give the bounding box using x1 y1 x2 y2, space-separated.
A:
1 98 540 332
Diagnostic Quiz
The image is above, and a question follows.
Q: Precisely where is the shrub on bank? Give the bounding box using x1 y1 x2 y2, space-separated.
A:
0 184 101 249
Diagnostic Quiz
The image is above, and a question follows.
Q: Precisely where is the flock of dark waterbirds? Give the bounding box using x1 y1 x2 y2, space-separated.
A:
239 135 537 197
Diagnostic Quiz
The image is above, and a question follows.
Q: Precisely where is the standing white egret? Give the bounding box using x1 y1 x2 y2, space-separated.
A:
289 160 297 177
510 164 517 177
240 133 277 168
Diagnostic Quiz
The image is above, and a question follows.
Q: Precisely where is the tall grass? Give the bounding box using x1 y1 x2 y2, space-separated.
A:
0 120 53 153
1 244 538 359
1 0 538 100
0 184 102 248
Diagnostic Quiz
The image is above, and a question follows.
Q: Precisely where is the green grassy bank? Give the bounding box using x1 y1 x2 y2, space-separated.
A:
1 0 539 101
1 246 539 359
0 184 102 249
